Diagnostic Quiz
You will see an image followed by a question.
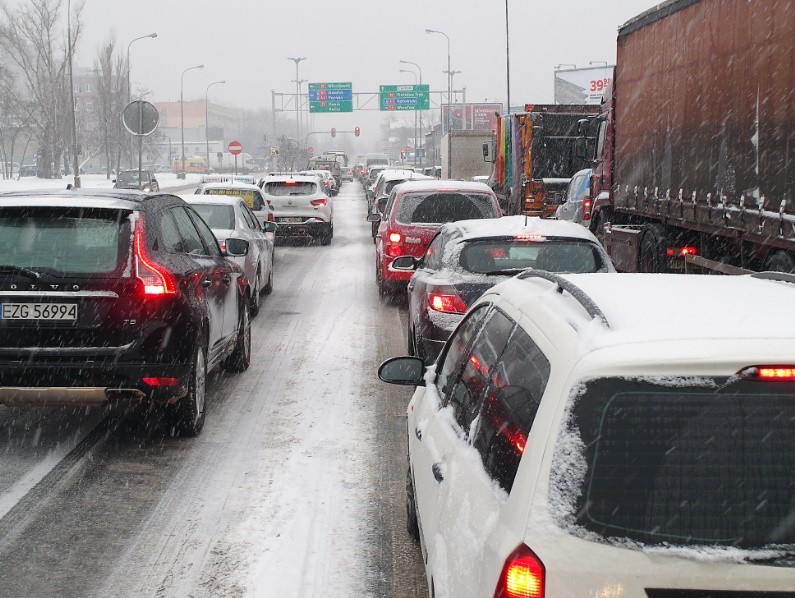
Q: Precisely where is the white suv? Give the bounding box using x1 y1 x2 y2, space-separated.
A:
379 271 795 597
260 175 333 245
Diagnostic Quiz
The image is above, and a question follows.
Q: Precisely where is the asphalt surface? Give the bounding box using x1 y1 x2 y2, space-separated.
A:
0 182 428 597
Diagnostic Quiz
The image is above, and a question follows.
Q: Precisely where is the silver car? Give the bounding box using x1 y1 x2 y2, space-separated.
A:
555 168 593 225
182 195 277 316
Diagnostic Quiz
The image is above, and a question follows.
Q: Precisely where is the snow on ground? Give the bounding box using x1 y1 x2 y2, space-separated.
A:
0 173 204 192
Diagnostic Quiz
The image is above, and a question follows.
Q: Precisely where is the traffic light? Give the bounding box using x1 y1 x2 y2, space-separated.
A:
354 126 360 137
331 127 336 137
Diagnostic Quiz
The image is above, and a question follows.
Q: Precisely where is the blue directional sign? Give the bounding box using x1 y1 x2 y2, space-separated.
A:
309 82 353 113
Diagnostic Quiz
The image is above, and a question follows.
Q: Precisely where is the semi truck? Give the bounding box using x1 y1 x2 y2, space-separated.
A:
584 0 794 273
440 130 493 181
489 104 598 217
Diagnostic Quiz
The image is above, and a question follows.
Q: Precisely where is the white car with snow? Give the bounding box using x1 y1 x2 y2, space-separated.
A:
260 174 334 245
379 271 795 597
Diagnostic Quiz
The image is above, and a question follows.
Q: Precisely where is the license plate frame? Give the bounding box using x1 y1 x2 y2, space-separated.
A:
280 217 304 224
0 302 78 321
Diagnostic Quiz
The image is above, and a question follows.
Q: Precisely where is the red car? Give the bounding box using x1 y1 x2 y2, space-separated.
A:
370 180 502 296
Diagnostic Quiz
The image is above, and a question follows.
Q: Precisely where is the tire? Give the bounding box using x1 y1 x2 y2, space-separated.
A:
163 339 207 437
590 209 608 245
249 271 260 318
407 324 415 355
224 302 251 373
263 257 274 295
638 224 669 273
406 464 420 541
320 222 333 246
763 250 795 273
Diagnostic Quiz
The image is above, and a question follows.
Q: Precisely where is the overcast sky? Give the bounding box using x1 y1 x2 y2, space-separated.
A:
75 0 659 146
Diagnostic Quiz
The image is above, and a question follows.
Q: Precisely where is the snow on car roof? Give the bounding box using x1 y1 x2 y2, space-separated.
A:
179 194 243 206
444 215 601 243
394 179 495 194
198 182 262 191
261 175 318 183
496 273 795 348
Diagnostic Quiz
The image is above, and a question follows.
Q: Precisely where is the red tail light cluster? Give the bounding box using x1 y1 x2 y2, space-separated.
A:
582 198 593 221
386 231 404 257
739 366 795 381
134 215 177 297
666 246 697 257
495 545 545 598
310 198 327 207
428 286 467 314
142 377 180 387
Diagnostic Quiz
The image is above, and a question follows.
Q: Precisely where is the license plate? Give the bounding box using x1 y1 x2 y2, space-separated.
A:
281 217 304 224
1 302 78 320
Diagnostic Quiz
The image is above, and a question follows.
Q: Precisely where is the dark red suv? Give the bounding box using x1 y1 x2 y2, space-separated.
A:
370 181 501 296
0 189 252 436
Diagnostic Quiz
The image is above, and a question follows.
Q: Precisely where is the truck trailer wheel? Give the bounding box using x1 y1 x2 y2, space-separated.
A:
639 224 669 273
763 250 795 273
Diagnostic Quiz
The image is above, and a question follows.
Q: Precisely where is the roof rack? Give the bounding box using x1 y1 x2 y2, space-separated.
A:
751 271 795 285
516 269 610 327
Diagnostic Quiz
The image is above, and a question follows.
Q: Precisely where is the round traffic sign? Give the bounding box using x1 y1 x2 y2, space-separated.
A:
228 141 243 155
122 100 159 136
307 146 315 154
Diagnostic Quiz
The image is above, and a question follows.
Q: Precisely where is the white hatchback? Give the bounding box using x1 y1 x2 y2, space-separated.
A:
260 175 334 245
379 272 795 597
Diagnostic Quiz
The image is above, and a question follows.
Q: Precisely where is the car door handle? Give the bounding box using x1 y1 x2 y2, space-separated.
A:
415 426 422 440
202 279 212 288
432 462 444 483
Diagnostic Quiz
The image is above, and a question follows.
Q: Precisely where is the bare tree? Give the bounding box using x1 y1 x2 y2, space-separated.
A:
93 35 126 177
0 66 34 179
0 0 83 178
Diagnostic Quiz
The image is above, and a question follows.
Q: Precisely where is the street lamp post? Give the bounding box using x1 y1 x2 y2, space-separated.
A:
287 57 307 139
180 64 204 179
67 0 80 187
205 80 225 173
400 59 423 165
399 68 419 164
425 29 451 133
505 0 511 115
126 32 157 168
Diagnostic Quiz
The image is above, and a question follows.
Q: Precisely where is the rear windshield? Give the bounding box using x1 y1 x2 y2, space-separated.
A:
118 170 149 182
0 207 126 275
191 204 235 230
397 192 498 225
384 179 407 195
459 239 605 274
552 377 795 553
264 181 317 196
204 187 262 210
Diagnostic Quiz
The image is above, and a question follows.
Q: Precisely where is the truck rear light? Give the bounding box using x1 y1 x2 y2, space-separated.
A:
142 377 180 387
134 216 177 296
428 286 468 314
739 366 795 381
495 545 545 598
666 246 697 257
310 198 327 207
582 198 592 220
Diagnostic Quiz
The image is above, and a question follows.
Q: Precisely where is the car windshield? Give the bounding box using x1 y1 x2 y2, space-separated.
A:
397 192 498 225
264 181 317 196
118 171 148 182
0 207 125 274
459 239 605 273
191 204 235 230
552 377 795 551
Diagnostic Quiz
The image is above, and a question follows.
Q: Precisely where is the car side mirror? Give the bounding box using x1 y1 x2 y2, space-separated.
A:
224 238 249 257
574 137 587 159
391 255 419 271
262 221 278 233
367 212 381 223
378 356 426 386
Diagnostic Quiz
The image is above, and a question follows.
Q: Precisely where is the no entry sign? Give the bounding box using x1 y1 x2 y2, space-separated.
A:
228 141 243 155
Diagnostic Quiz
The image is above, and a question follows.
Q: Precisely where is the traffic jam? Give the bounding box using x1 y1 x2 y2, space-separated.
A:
0 0 793 596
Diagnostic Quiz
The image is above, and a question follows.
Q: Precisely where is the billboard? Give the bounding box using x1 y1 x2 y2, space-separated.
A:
441 103 503 133
554 66 614 105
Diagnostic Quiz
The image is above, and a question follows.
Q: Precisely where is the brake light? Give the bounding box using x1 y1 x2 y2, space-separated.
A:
515 233 545 242
428 287 468 314
389 232 402 243
285 180 297 186
582 198 592 220
310 198 327 207
495 545 545 598
134 216 176 296
142 377 180 387
666 246 698 257
268 212 274 222
739 366 795 381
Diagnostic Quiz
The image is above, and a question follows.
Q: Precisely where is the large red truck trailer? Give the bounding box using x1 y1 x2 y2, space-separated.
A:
585 0 794 273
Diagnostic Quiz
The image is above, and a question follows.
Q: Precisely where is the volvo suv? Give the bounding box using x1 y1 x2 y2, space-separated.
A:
0 189 252 436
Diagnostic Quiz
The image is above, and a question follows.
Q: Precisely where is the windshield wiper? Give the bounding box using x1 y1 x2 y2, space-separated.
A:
0 265 41 279
746 551 795 565
482 268 527 276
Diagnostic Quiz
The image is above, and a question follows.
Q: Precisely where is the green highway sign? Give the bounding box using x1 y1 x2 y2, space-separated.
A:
379 84 430 111
309 82 353 113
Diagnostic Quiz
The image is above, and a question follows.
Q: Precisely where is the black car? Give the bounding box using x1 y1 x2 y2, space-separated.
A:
114 169 160 192
0 189 252 436
394 215 615 363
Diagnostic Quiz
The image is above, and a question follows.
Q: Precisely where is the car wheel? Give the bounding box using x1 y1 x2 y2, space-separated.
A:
320 223 332 246
407 324 415 355
263 257 274 295
406 464 420 541
590 209 608 245
414 328 427 364
163 339 207 437
249 272 261 317
223 302 251 373
639 224 669 273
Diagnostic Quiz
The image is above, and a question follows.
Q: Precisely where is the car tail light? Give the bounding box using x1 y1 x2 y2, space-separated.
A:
739 366 795 381
515 233 545 242
495 545 545 598
142 377 180 387
218 239 227 252
666 246 697 257
268 212 274 222
389 232 402 243
385 230 404 257
134 215 177 296
285 180 297 186
582 197 592 221
310 198 327 207
428 286 468 314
